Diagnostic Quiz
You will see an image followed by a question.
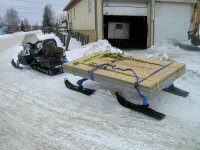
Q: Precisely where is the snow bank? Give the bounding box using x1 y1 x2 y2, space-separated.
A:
83 40 122 55
0 30 41 40
149 40 183 52
147 53 169 61
67 39 123 61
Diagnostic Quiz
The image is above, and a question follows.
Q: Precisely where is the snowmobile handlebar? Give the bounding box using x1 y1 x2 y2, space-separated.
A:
26 41 43 48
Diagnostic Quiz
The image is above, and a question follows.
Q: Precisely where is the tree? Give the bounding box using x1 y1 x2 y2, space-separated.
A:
42 4 55 27
20 21 25 31
4 8 20 33
33 23 39 30
24 18 30 31
0 16 4 26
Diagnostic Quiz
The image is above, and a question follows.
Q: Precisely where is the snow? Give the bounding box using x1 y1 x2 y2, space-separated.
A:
67 39 122 61
0 31 200 150
0 30 41 40
125 40 200 123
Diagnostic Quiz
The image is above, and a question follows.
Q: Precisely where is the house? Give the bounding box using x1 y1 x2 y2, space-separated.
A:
63 0 196 48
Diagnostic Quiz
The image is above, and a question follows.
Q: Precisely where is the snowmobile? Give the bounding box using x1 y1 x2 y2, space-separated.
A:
11 33 67 75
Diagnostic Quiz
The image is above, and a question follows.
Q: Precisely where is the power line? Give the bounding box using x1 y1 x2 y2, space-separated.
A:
0 2 42 10
1 10 42 15
0 5 43 11
12 0 64 7
0 1 64 10
0 7 43 13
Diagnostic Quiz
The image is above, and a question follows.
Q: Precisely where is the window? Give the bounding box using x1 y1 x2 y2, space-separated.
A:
70 11 72 21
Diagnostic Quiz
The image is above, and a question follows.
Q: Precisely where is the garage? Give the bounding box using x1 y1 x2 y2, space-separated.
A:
154 2 193 43
103 0 148 48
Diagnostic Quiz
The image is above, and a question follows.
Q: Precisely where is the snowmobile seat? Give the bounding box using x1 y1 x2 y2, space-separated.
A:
41 42 64 59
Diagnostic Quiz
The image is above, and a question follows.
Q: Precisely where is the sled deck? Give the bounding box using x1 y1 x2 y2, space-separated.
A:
63 52 188 119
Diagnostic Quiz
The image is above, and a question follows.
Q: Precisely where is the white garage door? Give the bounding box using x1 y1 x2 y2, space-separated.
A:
103 0 147 16
155 2 193 43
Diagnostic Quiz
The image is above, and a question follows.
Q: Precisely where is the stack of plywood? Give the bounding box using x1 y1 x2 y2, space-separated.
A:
63 52 186 99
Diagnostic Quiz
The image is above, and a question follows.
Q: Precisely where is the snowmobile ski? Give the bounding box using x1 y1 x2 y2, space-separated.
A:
115 91 165 120
64 79 95 96
163 85 189 97
11 59 23 69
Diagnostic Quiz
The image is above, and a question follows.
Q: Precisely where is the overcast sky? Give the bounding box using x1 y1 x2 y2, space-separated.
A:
0 0 70 25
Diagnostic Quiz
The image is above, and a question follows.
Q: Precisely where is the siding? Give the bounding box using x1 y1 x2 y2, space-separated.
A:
69 0 95 31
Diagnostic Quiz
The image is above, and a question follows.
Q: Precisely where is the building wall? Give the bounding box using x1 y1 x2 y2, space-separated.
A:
66 0 195 45
68 0 96 42
97 0 103 40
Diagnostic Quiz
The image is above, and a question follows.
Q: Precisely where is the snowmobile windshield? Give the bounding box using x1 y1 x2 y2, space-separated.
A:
22 34 39 45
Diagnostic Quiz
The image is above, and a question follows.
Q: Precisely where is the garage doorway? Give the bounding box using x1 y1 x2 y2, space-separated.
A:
104 15 147 49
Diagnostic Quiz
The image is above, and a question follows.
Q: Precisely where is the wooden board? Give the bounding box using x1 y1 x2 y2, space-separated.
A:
63 52 186 98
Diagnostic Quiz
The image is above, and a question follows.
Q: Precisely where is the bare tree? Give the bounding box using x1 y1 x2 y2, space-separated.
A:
24 18 30 31
0 16 4 26
4 8 20 33
42 4 55 27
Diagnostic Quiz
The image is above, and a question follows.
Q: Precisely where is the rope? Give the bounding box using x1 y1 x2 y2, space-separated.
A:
88 61 174 98
138 62 174 84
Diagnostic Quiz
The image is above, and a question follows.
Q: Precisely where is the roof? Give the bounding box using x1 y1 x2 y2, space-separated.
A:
63 0 196 11
63 0 81 11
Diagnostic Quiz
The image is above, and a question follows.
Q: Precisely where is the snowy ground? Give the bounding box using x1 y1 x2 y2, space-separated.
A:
0 31 200 150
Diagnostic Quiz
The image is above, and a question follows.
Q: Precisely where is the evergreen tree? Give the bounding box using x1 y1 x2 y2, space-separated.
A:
42 4 55 27
21 21 25 31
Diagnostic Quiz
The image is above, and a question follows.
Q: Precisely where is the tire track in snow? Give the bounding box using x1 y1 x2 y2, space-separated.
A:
0 71 200 150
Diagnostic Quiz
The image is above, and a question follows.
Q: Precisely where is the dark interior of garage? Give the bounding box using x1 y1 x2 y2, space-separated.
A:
104 15 147 49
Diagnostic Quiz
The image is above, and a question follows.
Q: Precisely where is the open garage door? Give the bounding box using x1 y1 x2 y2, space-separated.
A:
154 2 193 43
103 0 147 16
103 0 147 48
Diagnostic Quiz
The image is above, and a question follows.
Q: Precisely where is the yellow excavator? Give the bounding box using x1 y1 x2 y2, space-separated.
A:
188 0 200 46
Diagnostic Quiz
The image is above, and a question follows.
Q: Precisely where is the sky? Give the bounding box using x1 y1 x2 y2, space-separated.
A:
0 0 70 25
